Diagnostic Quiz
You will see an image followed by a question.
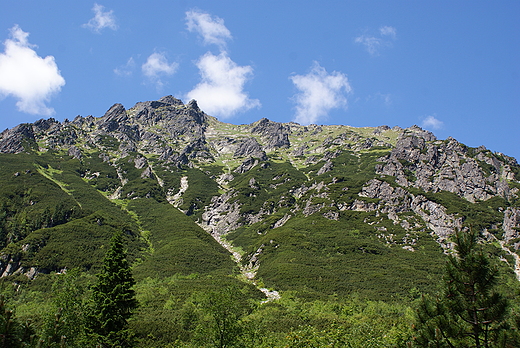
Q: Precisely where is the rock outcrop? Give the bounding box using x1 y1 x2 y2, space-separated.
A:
0 124 36 153
251 118 291 150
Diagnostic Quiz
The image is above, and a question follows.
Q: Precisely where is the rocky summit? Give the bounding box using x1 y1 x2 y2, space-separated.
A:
0 96 519 299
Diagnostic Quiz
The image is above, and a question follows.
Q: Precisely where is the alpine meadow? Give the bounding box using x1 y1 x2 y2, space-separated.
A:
0 96 519 347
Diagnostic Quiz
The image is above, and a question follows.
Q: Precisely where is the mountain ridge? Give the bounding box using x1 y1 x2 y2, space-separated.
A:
0 95 519 300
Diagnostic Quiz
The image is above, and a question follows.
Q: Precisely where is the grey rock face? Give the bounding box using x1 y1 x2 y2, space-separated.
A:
200 191 243 236
97 103 128 133
159 95 184 106
182 137 213 162
503 207 520 248
235 157 259 174
251 118 291 150
141 166 155 179
357 178 462 246
373 125 391 135
33 118 60 133
0 124 36 153
68 145 82 159
134 156 148 169
317 160 333 175
292 144 308 157
234 137 268 160
377 127 511 202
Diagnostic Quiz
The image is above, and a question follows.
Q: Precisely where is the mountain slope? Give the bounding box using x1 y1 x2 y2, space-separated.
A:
0 96 519 300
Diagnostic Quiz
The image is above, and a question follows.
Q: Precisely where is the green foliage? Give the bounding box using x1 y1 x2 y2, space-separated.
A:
128 198 236 279
230 295 414 348
0 295 35 347
413 229 517 347
325 150 386 189
230 160 307 216
0 152 147 277
77 152 119 192
0 154 82 249
231 214 445 300
188 287 254 348
38 270 90 347
121 178 166 202
130 275 262 347
130 288 415 348
89 231 138 348
113 156 167 202
96 135 121 150
409 188 507 230
179 167 220 217
20 210 140 273
2 120 520 347
146 162 181 194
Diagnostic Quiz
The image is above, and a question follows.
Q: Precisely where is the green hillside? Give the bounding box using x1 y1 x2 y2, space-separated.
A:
1 97 519 347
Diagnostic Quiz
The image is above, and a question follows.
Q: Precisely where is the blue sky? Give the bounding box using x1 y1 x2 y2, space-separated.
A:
1 1 519 159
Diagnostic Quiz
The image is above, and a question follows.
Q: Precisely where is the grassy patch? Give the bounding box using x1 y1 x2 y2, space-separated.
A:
128 198 236 280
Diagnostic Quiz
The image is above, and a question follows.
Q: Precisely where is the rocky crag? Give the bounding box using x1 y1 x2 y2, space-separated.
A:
1 96 519 295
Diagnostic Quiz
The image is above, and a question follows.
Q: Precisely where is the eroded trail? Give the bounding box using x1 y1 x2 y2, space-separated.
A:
500 241 520 281
170 175 280 301
483 230 520 281
210 233 280 302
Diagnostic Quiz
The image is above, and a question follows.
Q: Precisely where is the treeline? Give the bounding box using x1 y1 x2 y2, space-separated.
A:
2 229 519 347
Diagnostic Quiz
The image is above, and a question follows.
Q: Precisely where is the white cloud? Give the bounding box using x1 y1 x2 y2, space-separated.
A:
185 10 259 117
141 52 179 90
422 115 444 130
290 62 351 125
355 26 396 56
355 35 383 56
380 26 397 38
186 10 232 49
0 25 65 115
142 53 178 77
83 3 118 33
114 57 136 77
186 52 260 118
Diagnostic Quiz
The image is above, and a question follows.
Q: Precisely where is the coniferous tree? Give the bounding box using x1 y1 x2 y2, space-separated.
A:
414 229 512 347
89 231 137 348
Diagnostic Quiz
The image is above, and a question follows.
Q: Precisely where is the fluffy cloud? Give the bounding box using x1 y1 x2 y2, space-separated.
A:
422 115 444 130
0 25 65 115
142 53 178 78
186 52 260 118
186 10 231 49
141 53 179 90
355 26 396 56
185 10 259 118
83 3 118 33
290 62 351 125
